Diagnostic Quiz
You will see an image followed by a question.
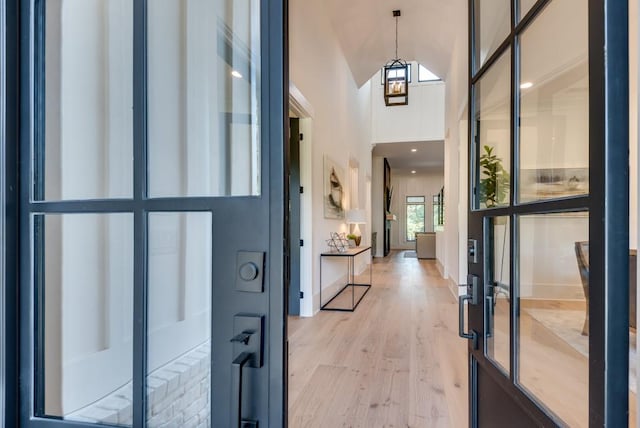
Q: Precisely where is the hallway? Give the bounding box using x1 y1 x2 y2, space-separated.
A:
288 251 468 427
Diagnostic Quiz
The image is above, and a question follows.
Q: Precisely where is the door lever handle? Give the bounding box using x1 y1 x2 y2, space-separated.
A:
231 331 253 345
459 294 478 349
230 315 263 428
232 351 253 428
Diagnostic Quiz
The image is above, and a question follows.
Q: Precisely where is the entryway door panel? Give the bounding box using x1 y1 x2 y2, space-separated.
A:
11 0 287 426
464 0 629 426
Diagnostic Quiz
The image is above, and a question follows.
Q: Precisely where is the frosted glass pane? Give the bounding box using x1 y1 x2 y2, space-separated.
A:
147 212 212 427
38 213 133 425
40 0 133 201
147 0 261 197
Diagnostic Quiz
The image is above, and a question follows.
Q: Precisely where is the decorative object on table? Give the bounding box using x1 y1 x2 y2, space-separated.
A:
519 167 588 201
324 156 345 219
479 145 510 208
346 234 360 247
326 232 349 253
345 209 366 246
383 10 409 106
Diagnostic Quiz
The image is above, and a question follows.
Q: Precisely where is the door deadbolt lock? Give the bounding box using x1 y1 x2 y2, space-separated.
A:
467 274 479 305
468 239 478 264
239 262 259 282
236 251 265 293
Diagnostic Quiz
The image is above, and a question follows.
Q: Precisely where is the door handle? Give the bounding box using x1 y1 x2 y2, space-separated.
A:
459 294 475 340
230 315 263 428
459 293 478 349
485 295 494 338
232 351 253 428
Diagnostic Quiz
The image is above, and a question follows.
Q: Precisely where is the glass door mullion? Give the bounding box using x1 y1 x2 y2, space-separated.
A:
132 209 147 428
132 0 148 425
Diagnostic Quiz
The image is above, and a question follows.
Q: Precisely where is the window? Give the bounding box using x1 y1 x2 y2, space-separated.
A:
381 64 412 84
433 187 445 232
406 196 425 241
418 64 440 82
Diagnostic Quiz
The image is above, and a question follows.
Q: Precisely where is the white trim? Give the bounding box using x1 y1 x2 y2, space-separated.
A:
289 83 315 317
289 82 314 118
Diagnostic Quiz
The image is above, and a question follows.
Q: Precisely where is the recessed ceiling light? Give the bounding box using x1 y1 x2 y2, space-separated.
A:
411 170 416 174
520 82 533 89
231 70 243 79
411 148 417 152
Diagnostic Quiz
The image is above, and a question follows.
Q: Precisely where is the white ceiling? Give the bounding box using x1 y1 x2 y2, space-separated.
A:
373 141 444 174
324 0 466 87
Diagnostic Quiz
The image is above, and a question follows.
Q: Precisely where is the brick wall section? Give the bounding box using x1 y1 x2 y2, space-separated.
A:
67 342 211 427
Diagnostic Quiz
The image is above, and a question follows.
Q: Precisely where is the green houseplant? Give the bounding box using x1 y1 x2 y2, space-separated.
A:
479 145 510 208
346 233 361 247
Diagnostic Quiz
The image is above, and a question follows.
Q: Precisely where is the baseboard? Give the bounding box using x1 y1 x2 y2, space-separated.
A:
436 259 445 277
447 276 460 299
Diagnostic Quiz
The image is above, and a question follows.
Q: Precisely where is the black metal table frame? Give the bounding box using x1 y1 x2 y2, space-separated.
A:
319 246 372 311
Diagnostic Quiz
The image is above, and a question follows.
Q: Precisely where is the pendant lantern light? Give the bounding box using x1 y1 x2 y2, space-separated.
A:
384 10 409 106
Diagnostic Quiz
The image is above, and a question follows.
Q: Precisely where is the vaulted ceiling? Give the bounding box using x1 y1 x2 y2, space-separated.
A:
324 0 466 87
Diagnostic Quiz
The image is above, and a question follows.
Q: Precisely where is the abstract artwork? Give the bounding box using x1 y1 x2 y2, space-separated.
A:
324 156 345 219
519 167 589 202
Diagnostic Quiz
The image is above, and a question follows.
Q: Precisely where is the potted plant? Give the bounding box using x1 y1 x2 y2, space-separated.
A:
346 234 361 247
479 145 510 208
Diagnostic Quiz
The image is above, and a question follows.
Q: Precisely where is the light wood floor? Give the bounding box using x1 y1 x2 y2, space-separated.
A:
288 251 468 427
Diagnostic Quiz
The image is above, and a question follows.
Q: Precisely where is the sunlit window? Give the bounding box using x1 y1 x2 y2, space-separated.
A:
418 64 440 82
406 196 425 241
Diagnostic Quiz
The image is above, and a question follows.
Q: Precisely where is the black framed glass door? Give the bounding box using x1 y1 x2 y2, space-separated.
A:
463 0 630 426
8 0 287 426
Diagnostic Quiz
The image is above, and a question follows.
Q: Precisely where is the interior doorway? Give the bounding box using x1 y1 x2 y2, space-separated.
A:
288 85 314 317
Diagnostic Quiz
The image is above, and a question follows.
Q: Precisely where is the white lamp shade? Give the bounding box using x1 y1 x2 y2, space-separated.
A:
346 209 366 224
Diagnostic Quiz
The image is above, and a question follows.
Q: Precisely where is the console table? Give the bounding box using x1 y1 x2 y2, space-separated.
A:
320 246 372 311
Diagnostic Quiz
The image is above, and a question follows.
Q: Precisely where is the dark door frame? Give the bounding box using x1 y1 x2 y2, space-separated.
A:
2 0 20 424
1 0 288 426
287 118 301 316
466 0 629 426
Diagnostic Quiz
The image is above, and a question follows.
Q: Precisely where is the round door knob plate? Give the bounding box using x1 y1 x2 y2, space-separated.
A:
239 262 259 281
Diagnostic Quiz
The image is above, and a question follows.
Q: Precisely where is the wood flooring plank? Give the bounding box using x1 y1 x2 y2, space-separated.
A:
288 251 469 427
289 364 348 428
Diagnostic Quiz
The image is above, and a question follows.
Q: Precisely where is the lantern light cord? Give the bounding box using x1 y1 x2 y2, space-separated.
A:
395 14 398 60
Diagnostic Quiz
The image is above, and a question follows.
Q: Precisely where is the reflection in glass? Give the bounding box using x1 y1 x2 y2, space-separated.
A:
148 0 261 197
518 0 588 203
518 213 588 427
39 214 133 425
40 0 133 201
147 212 212 427
485 216 510 374
473 0 510 71
474 50 511 209
519 0 537 21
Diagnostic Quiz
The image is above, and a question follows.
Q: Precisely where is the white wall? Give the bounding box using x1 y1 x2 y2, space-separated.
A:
371 64 445 144
371 156 385 257
439 21 468 291
389 172 444 250
290 0 372 316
